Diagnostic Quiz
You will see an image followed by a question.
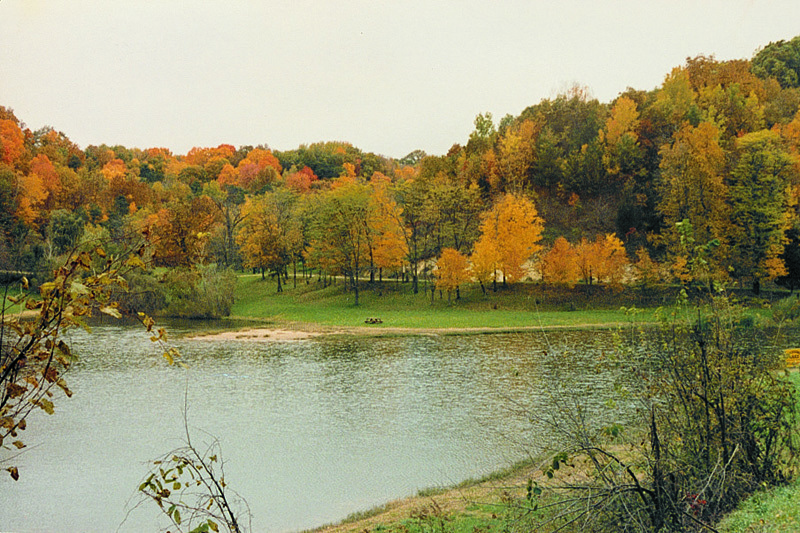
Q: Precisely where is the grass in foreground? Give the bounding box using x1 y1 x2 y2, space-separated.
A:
232 274 668 330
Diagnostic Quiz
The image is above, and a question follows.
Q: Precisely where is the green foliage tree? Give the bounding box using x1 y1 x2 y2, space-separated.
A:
47 209 85 256
752 35 800 88
203 182 246 269
236 190 301 292
395 173 436 294
160 265 237 318
728 130 798 293
777 224 800 292
307 182 372 304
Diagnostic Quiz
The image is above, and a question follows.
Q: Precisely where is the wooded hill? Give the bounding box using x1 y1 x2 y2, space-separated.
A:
2 36 800 306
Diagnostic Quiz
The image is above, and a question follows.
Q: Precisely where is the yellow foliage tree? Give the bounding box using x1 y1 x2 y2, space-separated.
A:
497 119 538 194
435 248 471 303
632 247 663 288
472 193 544 287
470 236 498 294
657 121 730 271
599 95 642 181
236 191 301 292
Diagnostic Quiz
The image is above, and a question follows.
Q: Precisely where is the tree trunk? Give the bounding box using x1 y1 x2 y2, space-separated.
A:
351 272 359 305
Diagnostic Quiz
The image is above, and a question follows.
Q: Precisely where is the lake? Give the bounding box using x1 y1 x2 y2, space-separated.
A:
0 321 672 532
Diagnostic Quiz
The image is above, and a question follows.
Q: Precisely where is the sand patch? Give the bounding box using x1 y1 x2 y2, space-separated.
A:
190 328 322 341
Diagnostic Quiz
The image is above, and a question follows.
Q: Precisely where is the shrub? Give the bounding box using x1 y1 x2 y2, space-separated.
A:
522 295 798 532
161 265 237 319
771 294 800 325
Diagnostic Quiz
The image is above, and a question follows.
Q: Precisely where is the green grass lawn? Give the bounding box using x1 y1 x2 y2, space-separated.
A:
231 274 666 330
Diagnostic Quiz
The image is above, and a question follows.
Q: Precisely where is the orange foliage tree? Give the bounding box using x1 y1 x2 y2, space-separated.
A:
540 236 580 287
434 247 470 302
147 196 219 267
0 118 26 167
368 174 408 281
575 233 629 286
285 166 318 193
17 155 62 226
235 148 282 191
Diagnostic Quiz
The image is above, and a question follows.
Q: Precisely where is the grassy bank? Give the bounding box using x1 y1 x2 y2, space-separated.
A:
231 274 676 330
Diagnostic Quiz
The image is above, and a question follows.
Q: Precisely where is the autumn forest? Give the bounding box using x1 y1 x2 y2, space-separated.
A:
3 37 800 312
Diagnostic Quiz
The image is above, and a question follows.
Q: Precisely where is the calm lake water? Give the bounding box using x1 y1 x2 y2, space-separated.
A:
0 320 754 532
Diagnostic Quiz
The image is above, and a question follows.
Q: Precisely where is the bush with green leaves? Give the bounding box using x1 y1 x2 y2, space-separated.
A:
161 265 237 319
516 296 798 532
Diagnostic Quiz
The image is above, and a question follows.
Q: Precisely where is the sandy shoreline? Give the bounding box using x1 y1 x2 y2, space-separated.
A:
185 321 626 342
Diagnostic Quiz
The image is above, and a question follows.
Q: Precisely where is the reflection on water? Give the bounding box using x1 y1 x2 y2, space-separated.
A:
0 323 675 532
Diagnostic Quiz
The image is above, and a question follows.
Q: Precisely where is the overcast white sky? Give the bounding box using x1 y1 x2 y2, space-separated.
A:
1 1 799 159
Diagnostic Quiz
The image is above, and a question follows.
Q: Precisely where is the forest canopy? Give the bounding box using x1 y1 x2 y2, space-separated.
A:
2 36 800 302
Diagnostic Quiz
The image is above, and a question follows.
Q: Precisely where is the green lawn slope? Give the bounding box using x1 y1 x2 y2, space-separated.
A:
231 274 670 330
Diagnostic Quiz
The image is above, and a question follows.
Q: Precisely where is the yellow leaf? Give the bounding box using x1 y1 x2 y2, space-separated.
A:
100 306 122 319
70 281 89 295
7 467 19 481
78 252 92 267
12 441 25 449
39 282 56 296
42 367 58 383
6 383 26 399
32 398 54 415
125 255 146 269
56 378 73 398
